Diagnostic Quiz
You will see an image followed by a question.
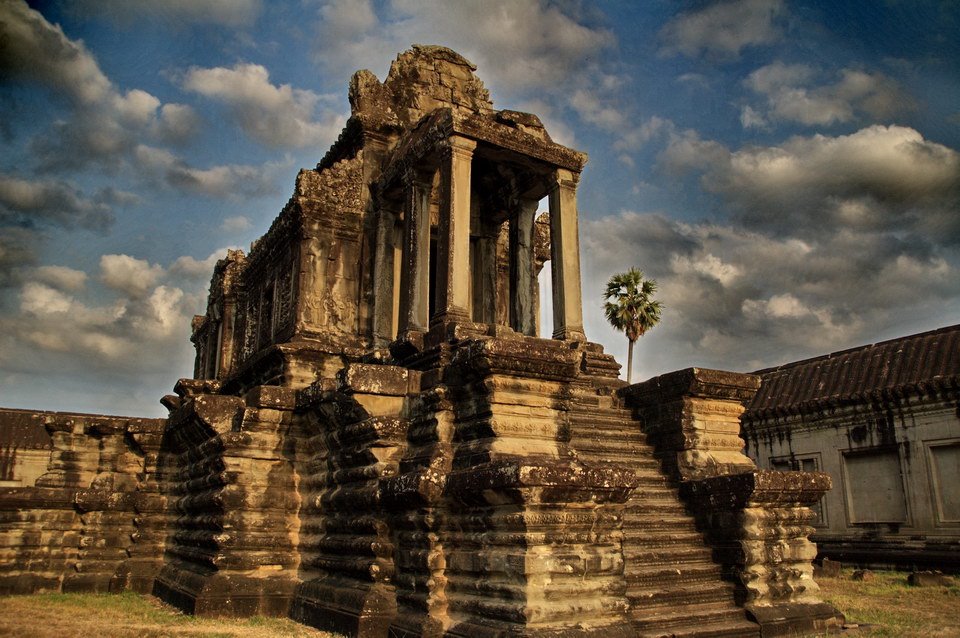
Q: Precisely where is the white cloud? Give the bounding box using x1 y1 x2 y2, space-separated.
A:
658 130 729 174
30 266 88 292
169 249 230 278
155 103 202 145
614 116 675 153
313 0 616 102
0 227 38 287
658 0 785 60
0 249 216 402
739 105 767 129
100 254 165 298
221 216 252 233
20 282 74 316
181 63 344 148
133 145 285 198
580 210 959 381
569 89 625 130
662 125 960 243
129 285 185 339
0 1 112 105
743 62 913 127
670 253 742 286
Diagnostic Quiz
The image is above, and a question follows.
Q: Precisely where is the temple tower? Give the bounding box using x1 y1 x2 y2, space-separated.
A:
154 46 838 638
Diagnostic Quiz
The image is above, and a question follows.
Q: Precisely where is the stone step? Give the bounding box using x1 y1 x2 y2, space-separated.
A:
623 514 700 531
628 580 739 609
568 416 645 432
631 601 757 635
636 616 761 638
626 529 705 547
622 498 690 516
625 544 716 565
626 561 724 586
568 420 646 437
628 483 683 499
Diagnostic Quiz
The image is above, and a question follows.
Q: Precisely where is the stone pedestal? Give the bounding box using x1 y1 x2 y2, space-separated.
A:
153 386 301 617
680 471 842 637
291 364 412 637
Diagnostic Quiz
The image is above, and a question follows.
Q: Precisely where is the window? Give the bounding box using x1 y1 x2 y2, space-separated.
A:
928 442 960 523
842 448 907 524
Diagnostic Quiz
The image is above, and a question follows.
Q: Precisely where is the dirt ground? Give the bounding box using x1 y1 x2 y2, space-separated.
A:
0 591 342 638
0 569 957 638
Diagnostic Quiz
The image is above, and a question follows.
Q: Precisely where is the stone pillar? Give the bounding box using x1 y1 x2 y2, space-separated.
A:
509 198 538 336
399 170 433 335
372 206 399 346
548 169 585 341
433 136 476 327
217 295 237 378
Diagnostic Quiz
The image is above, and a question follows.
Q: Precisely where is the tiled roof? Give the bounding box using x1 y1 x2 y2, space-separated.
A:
746 324 960 419
0 408 53 450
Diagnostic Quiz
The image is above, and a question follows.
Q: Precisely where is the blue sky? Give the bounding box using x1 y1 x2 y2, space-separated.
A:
1 0 958 417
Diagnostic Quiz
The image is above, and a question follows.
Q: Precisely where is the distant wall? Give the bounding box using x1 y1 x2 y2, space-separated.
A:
0 408 166 594
743 389 960 572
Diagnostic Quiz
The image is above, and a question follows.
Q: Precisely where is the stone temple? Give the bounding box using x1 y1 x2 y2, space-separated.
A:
0 46 842 637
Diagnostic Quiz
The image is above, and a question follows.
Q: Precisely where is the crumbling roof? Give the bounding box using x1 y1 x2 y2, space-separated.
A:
746 324 960 419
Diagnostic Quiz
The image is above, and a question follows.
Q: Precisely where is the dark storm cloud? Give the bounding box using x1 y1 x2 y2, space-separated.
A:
0 175 120 231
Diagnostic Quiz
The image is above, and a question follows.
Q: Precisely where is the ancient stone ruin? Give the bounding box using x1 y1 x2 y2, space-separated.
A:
0 46 842 637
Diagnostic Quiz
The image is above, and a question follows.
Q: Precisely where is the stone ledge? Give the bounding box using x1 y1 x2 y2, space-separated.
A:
680 469 832 509
622 367 761 407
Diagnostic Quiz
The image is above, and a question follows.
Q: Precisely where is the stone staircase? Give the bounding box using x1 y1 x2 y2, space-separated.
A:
569 391 760 638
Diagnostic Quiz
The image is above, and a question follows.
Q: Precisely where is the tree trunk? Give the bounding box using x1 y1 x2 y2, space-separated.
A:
627 338 635 384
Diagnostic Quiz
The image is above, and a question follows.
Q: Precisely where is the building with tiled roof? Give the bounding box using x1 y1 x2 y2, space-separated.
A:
742 324 960 571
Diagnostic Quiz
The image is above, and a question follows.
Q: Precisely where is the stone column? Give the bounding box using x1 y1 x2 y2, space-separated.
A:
548 169 585 341
372 205 399 346
509 198 538 336
433 136 476 327
399 169 432 335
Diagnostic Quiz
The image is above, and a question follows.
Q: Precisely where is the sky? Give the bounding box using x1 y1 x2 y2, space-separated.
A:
1 0 958 417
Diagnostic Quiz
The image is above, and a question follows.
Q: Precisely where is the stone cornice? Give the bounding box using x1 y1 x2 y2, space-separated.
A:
375 109 588 196
680 469 832 509
621 367 761 408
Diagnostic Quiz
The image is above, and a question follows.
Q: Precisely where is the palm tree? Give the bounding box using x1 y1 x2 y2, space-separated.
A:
604 268 663 384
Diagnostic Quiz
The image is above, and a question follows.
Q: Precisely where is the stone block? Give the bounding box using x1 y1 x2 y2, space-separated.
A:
908 571 954 586
814 558 842 578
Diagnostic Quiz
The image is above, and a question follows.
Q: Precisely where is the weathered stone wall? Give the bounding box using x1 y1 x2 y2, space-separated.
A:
0 408 165 595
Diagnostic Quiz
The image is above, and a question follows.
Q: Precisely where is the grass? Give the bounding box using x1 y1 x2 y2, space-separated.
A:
0 591 343 638
0 572 957 637
815 568 960 637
